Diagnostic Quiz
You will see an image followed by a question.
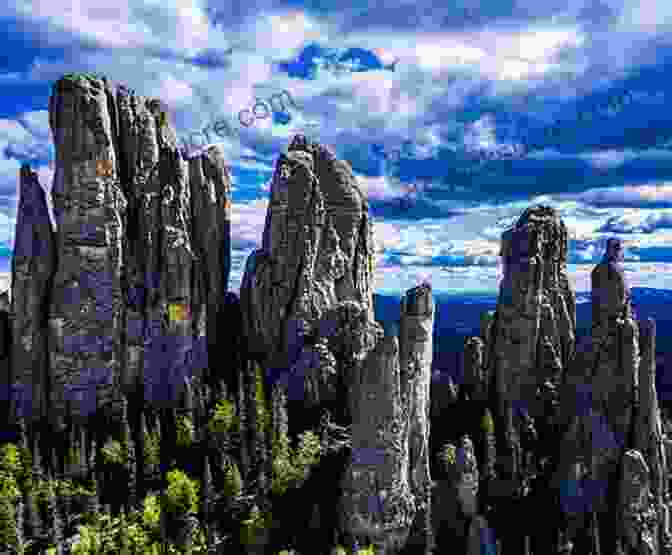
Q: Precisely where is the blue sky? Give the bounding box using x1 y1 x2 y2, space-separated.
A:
2 1 672 294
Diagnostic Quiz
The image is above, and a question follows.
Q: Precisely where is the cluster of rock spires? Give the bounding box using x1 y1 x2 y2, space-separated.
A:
0 73 672 554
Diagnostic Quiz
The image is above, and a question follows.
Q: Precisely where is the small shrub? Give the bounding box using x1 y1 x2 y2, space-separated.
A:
142 494 162 533
208 398 237 435
101 438 125 466
481 409 495 435
271 429 323 496
144 429 160 467
176 415 195 448
255 363 269 433
240 505 270 546
221 458 243 500
165 468 200 515
0 443 22 476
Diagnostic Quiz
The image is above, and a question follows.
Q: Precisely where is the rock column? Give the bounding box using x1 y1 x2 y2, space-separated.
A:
400 283 435 553
47 75 127 423
10 164 56 422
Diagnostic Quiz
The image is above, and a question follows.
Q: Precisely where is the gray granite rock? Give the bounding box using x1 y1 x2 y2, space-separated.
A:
47 75 127 423
636 318 671 550
488 205 577 506
187 146 232 381
620 449 658 554
240 135 375 369
10 164 56 421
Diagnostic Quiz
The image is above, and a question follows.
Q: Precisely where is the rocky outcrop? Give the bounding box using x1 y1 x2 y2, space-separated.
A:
239 134 433 553
399 284 435 552
187 148 232 381
478 205 577 553
10 164 56 422
9 74 232 425
240 134 375 372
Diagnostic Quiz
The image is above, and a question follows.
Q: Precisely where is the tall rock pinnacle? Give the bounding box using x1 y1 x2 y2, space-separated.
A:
488 205 576 484
47 75 128 423
240 135 375 369
11 164 56 421
9 74 233 424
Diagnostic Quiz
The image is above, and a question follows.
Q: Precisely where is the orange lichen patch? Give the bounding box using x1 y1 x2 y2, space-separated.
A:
96 158 114 177
169 303 191 322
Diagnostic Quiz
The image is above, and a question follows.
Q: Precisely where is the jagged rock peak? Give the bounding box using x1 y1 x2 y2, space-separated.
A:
511 204 569 264
11 162 56 422
241 133 375 366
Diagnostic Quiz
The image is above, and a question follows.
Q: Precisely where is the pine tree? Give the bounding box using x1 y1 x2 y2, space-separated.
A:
123 396 138 511
47 473 64 555
202 455 213 550
237 363 249 482
88 432 101 518
138 409 148 499
119 508 131 555
254 361 269 501
482 408 497 481
29 432 43 540
15 496 24 554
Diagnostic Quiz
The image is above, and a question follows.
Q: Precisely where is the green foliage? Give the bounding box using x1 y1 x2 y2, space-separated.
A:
144 428 160 467
439 443 457 475
255 363 268 433
221 458 243 500
176 415 195 448
0 498 17 548
142 494 161 533
165 468 200 516
0 461 20 548
240 505 271 546
331 546 348 555
0 443 22 476
271 429 323 496
356 545 377 554
101 438 125 466
481 409 495 435
294 430 322 468
67 445 81 467
208 398 238 435
71 496 209 554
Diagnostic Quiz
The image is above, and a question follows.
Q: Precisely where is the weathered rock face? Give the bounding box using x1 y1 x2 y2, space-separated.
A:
636 318 672 551
620 449 658 554
463 336 485 402
494 205 576 418
339 333 416 552
240 134 375 370
10 164 56 421
187 148 232 380
399 283 435 550
486 205 577 502
590 237 639 451
113 86 197 409
239 135 432 552
10 74 234 423
337 285 434 552
47 75 128 423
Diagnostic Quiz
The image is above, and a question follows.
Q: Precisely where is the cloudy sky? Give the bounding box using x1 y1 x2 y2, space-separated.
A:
2 0 672 295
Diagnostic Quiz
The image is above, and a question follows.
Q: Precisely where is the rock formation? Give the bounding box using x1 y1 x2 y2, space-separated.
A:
8 74 233 427
10 164 56 422
239 134 433 553
7 73 672 555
